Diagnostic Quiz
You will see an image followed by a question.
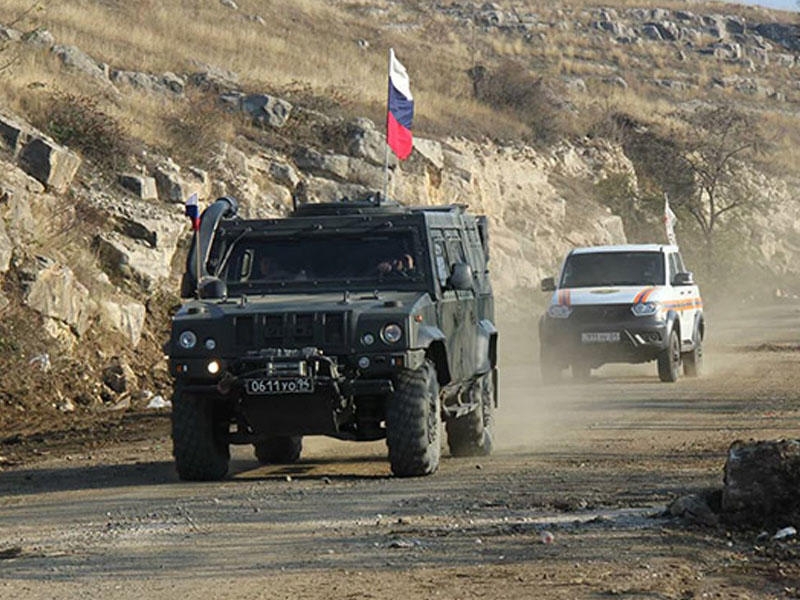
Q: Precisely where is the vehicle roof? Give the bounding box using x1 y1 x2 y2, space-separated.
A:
569 244 679 255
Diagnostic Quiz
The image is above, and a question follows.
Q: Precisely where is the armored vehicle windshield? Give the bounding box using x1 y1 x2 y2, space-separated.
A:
217 229 428 294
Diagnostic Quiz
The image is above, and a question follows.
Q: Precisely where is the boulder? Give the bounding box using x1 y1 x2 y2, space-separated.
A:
99 299 146 347
722 439 800 526
51 44 108 80
0 114 31 156
21 28 54 48
153 160 210 203
118 174 158 200
110 70 185 96
344 118 396 167
24 263 93 336
293 147 350 181
93 229 179 289
414 138 444 170
0 25 21 42
17 137 81 193
241 94 293 128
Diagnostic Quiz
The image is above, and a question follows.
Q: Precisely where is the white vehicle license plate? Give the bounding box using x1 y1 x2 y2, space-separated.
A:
245 377 314 395
581 332 620 343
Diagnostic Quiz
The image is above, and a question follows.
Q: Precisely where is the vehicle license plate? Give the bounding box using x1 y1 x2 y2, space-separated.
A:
245 377 315 395
581 332 620 343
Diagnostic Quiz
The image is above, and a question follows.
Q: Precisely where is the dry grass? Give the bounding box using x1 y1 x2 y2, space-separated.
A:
0 0 796 164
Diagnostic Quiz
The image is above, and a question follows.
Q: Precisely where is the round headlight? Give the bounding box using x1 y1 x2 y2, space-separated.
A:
178 330 197 349
361 333 375 346
207 360 220 375
358 356 370 369
381 323 403 344
204 338 217 350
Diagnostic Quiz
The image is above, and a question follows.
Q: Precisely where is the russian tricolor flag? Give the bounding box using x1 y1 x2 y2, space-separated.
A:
386 48 414 161
185 192 200 231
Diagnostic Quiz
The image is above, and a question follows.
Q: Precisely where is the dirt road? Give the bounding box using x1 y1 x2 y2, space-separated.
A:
1 302 799 599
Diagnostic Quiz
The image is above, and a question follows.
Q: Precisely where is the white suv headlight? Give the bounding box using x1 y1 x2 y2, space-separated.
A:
178 330 197 349
547 305 572 319
631 302 660 317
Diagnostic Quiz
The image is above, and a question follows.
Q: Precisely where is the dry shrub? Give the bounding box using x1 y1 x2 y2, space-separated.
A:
163 91 234 168
37 92 134 171
472 60 573 144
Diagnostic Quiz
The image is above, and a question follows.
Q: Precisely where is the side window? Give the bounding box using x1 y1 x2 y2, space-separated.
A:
668 253 680 284
433 239 449 286
445 230 466 267
675 253 686 273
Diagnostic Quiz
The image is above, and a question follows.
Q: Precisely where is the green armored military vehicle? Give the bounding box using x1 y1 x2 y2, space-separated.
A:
167 195 498 479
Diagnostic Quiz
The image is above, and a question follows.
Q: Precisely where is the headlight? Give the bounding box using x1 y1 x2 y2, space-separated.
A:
631 302 660 317
361 333 375 346
204 338 217 350
207 360 220 375
547 305 572 319
178 330 197 349
381 323 403 344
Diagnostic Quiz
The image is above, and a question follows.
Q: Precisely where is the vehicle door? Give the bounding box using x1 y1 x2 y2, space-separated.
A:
669 252 697 347
432 228 477 382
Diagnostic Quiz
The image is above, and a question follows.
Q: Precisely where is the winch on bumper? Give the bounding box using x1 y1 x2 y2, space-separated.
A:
539 307 671 365
169 346 427 439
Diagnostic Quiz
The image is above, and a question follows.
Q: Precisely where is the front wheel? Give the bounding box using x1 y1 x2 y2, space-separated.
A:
658 329 681 383
683 331 703 377
387 360 441 477
254 436 303 464
171 387 230 481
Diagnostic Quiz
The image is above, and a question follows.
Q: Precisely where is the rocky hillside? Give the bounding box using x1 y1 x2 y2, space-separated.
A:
0 0 799 437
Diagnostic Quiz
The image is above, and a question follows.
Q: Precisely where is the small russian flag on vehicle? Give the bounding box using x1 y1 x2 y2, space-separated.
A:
185 192 200 231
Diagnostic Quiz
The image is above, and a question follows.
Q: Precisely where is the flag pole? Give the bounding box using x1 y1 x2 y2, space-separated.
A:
195 224 201 298
382 48 391 202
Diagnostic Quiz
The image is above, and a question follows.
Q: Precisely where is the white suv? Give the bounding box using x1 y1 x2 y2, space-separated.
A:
539 244 704 383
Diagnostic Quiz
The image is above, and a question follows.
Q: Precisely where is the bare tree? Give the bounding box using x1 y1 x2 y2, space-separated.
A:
671 104 766 247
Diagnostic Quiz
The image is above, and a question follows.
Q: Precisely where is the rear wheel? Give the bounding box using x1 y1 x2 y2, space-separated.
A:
658 329 681 383
171 386 230 481
446 371 494 457
254 436 303 464
387 360 441 477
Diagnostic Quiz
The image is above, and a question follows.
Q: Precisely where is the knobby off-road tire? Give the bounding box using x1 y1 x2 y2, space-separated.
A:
683 331 703 377
171 387 230 481
254 436 303 464
387 360 442 477
446 370 494 458
658 329 681 383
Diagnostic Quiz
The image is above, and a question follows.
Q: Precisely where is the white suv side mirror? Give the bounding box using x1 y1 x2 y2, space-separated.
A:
672 271 694 286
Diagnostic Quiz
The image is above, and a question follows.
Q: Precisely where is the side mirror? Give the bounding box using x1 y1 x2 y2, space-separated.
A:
448 263 473 291
198 277 228 299
672 271 694 286
541 277 556 292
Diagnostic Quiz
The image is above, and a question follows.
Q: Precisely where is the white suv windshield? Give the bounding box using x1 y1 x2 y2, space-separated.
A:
560 251 665 288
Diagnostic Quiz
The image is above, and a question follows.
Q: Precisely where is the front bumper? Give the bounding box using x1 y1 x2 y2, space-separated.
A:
539 312 670 367
168 348 426 439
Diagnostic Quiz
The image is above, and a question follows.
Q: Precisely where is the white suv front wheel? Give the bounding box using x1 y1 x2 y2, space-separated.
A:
657 329 681 383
